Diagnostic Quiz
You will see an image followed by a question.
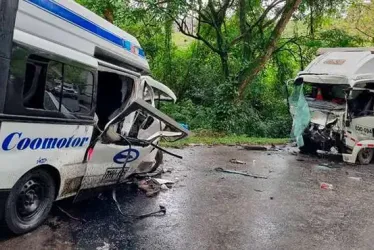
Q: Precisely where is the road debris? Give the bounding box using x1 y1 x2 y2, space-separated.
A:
138 179 161 197
163 167 173 173
136 167 163 177
160 184 169 190
214 167 268 179
270 197 274 200
136 205 166 219
315 163 341 171
320 182 333 190
348 177 362 181
268 144 279 151
153 178 175 186
229 158 246 164
96 242 110 250
242 145 267 151
57 205 87 223
254 189 263 192
315 165 332 171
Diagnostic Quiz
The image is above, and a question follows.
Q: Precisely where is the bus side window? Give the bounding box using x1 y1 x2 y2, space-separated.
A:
8 44 95 118
62 65 94 114
44 61 63 112
45 63 94 114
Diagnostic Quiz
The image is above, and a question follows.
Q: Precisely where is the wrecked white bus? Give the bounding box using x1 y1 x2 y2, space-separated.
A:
290 48 374 165
0 0 189 234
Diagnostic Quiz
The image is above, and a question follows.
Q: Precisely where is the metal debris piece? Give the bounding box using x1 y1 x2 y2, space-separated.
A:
136 205 166 219
112 189 126 216
57 205 87 223
214 167 268 179
229 159 246 164
242 145 267 151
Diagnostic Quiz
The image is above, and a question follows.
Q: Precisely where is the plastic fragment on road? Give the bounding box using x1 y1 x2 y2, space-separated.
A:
289 84 311 148
320 182 333 190
348 176 362 181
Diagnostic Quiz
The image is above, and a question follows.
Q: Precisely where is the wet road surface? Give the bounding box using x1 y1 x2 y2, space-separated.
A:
2 146 374 249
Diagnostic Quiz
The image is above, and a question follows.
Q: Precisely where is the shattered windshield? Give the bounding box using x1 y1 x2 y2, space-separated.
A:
304 82 348 104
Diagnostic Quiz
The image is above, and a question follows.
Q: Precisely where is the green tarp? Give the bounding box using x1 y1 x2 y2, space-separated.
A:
289 84 311 147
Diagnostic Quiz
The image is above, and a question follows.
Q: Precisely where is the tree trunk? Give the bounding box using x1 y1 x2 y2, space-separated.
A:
220 53 229 78
164 2 173 84
237 0 302 100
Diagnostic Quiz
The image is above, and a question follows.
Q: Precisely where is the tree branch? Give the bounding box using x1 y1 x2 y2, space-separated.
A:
237 0 303 100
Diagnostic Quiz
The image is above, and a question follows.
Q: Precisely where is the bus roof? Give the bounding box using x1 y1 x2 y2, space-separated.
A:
15 0 150 72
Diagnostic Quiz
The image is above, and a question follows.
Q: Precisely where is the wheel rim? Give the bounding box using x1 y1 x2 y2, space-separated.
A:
361 149 373 160
16 179 47 222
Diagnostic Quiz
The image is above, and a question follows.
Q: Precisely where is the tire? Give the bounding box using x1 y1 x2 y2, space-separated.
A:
299 136 318 155
4 169 55 235
149 150 163 173
357 148 374 165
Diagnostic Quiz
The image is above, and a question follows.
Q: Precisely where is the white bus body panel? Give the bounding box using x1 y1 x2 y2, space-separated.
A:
15 0 149 72
0 122 93 194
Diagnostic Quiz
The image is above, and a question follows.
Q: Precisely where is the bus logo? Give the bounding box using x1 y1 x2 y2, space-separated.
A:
113 149 140 164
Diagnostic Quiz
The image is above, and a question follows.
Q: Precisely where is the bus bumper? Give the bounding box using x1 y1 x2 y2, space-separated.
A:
0 190 10 220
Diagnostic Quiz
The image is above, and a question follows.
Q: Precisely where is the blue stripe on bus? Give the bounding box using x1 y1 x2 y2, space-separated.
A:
24 0 145 58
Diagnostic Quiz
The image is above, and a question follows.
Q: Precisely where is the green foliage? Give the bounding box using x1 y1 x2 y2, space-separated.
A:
76 0 371 139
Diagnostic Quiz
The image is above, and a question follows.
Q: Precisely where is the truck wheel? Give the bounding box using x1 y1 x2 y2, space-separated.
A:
150 150 163 173
4 169 55 235
357 148 374 165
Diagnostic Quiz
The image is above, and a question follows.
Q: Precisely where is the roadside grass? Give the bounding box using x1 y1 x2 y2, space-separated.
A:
160 131 289 148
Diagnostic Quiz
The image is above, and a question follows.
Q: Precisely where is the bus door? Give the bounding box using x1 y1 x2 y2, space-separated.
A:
76 98 189 195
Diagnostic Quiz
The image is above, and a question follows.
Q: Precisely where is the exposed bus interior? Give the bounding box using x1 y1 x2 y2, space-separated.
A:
94 71 134 143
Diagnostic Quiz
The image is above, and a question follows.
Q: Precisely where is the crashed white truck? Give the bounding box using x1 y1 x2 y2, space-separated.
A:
290 48 374 165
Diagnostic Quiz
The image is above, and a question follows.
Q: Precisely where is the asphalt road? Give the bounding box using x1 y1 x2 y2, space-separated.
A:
2 145 374 250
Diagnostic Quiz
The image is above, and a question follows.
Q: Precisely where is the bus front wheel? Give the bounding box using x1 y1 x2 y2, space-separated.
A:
4 169 55 235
